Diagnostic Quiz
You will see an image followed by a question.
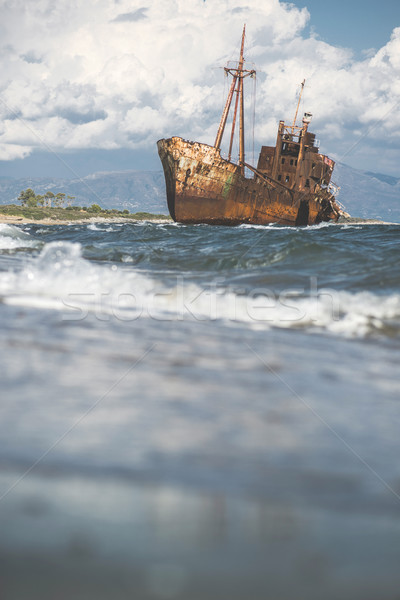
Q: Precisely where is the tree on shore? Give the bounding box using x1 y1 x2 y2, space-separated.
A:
18 188 37 207
17 189 75 208
53 193 65 207
44 191 55 207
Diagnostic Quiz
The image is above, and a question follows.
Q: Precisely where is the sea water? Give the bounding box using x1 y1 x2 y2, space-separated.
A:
0 220 399 599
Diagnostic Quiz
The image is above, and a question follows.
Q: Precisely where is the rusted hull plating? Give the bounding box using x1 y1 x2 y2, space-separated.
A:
157 137 342 226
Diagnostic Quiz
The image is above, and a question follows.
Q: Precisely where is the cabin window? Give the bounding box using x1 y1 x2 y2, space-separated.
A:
281 158 285 164
305 179 310 188
290 159 294 166
277 175 282 181
285 175 290 183
295 159 298 166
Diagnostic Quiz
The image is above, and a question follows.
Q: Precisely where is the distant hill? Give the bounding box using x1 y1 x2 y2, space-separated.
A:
0 170 168 214
0 163 399 222
333 163 400 222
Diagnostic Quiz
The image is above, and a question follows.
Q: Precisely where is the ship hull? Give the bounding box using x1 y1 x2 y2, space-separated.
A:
157 137 341 226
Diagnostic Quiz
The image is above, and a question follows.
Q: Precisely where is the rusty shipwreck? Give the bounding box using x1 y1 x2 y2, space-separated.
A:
157 26 345 226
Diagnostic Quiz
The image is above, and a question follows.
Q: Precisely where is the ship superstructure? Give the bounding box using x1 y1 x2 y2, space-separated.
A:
157 26 345 226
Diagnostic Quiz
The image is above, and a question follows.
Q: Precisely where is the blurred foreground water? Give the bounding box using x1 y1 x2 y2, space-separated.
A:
0 221 399 599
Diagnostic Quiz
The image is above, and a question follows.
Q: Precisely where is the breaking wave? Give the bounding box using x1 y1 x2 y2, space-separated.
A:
1 240 400 339
0 223 41 251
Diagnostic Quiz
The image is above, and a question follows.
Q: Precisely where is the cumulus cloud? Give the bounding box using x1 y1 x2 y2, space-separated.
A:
112 7 148 22
0 0 400 174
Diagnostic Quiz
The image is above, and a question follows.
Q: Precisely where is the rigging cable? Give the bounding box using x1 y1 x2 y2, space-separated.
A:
252 71 256 167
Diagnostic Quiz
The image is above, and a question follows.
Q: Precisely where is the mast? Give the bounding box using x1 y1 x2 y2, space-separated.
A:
228 75 240 161
214 25 255 174
292 79 305 132
239 75 245 174
214 72 238 151
238 28 245 175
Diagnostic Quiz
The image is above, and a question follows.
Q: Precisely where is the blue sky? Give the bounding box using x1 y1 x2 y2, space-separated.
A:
291 0 400 57
1 0 400 179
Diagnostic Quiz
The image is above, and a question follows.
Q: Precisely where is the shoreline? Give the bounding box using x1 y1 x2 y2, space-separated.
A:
0 215 172 225
0 214 397 226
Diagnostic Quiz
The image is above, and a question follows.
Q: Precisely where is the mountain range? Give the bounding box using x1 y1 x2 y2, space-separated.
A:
333 163 400 222
0 171 168 215
0 162 399 222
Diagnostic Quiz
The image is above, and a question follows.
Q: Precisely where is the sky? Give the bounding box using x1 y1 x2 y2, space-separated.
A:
1 0 400 179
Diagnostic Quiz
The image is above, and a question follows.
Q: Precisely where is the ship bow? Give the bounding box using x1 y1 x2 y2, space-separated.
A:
157 138 177 221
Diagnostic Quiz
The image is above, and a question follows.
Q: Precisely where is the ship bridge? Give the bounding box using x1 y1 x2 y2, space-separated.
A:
256 114 334 194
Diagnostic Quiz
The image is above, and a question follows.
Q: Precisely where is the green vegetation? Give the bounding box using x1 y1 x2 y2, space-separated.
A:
0 189 170 222
17 189 75 208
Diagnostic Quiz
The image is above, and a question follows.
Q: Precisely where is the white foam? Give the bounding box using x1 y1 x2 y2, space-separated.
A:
339 224 362 230
239 223 293 230
304 222 334 230
1 240 399 339
0 241 158 319
0 224 40 250
86 223 115 232
238 222 334 231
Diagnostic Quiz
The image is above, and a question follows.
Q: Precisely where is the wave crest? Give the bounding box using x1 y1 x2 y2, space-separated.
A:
1 240 399 339
0 224 40 251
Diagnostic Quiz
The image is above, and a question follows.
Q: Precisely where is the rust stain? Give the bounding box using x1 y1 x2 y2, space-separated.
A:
157 27 348 227
157 136 343 226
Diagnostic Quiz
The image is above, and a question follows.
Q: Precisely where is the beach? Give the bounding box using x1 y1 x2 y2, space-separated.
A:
0 214 172 225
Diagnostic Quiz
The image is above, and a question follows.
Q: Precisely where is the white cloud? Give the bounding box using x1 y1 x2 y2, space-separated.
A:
0 143 31 161
0 0 400 174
